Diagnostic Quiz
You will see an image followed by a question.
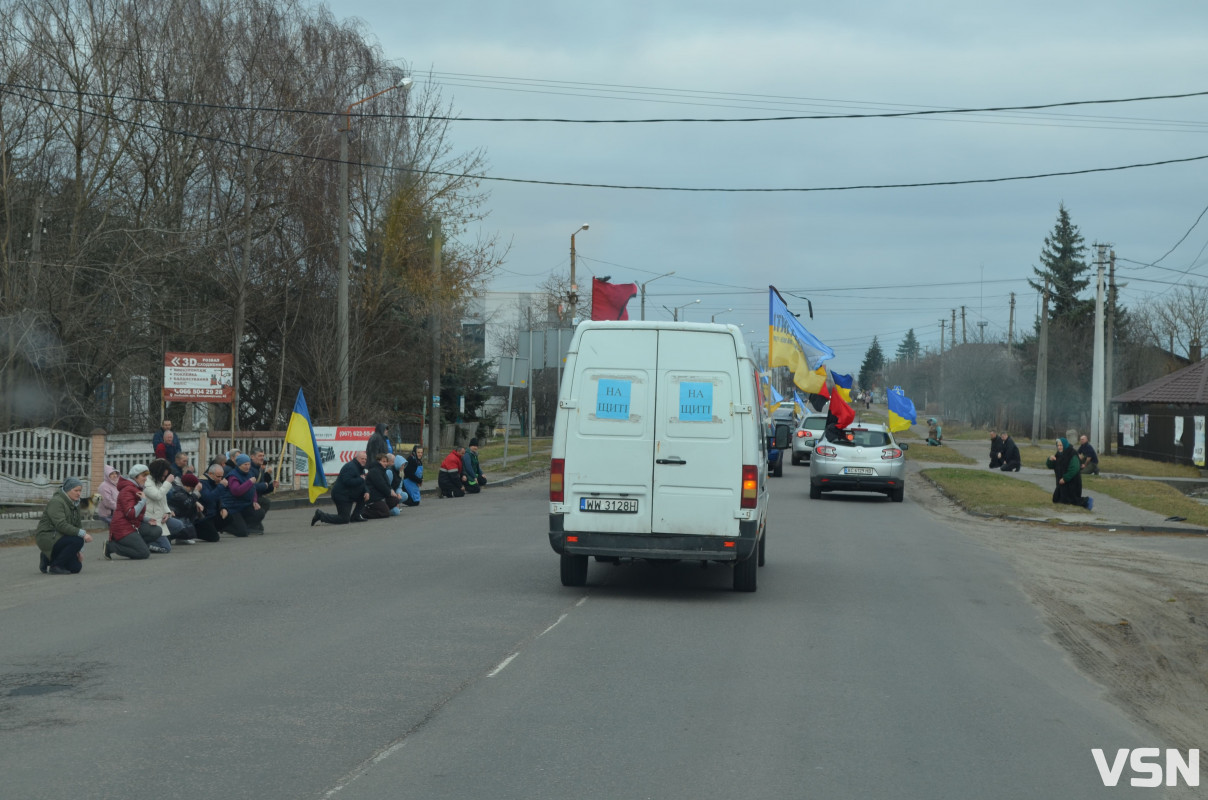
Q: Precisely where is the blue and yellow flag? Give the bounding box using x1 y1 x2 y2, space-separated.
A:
831 372 853 403
768 287 834 385
886 388 917 435
796 364 828 395
285 389 329 503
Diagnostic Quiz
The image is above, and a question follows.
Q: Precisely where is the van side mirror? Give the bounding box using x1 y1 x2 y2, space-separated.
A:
774 424 791 450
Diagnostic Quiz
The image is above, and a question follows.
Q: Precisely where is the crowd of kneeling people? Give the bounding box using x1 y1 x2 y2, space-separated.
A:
34 420 489 574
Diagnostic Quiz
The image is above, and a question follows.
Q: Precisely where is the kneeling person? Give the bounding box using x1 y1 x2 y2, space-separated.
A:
35 477 94 574
362 452 401 519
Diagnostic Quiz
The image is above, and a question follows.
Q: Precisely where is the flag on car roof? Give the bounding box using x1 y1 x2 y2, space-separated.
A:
828 384 855 429
285 389 329 503
590 277 638 321
768 287 834 380
831 372 853 403
795 364 828 395
886 388 917 434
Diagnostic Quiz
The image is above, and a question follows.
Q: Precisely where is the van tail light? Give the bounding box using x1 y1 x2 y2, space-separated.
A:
741 465 758 508
881 448 904 460
550 458 565 502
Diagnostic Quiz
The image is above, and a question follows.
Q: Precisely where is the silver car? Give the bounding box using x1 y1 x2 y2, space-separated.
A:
809 422 908 502
791 413 828 465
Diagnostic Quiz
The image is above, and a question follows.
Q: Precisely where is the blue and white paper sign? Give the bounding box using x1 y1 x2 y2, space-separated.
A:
596 379 632 419
678 382 713 421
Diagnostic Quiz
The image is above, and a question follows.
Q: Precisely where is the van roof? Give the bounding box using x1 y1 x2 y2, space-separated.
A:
572 321 751 357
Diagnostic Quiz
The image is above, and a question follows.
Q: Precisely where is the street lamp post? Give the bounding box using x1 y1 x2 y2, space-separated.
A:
711 307 733 323
662 299 700 321
568 224 589 324
338 77 412 424
639 270 675 320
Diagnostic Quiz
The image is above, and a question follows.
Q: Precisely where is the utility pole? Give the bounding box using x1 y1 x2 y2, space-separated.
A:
1091 244 1107 454
939 319 946 355
1007 292 1016 349
977 321 987 342
1031 278 1050 445
950 309 957 350
429 218 443 457
1104 251 1116 454
960 306 967 344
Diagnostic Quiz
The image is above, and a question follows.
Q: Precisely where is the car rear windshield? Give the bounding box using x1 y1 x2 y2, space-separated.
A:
851 430 891 447
802 417 826 431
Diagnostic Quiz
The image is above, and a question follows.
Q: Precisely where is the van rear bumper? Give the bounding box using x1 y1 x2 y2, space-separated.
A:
549 516 759 561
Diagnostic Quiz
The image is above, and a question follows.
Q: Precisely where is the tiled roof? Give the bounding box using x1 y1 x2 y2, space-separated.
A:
1113 359 1208 404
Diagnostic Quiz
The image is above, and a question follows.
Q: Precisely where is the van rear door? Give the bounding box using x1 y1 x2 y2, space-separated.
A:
650 329 741 536
563 328 658 535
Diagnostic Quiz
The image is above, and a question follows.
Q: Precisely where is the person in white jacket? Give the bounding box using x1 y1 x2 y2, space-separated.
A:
143 459 192 550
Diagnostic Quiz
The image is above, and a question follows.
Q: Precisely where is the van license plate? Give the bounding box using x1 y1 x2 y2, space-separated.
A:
843 467 874 475
580 498 638 513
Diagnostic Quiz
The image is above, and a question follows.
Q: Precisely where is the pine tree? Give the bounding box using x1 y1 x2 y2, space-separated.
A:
896 329 920 362
1028 203 1091 324
859 337 885 388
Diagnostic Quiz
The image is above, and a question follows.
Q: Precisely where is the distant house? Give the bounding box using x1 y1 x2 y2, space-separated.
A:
1112 357 1208 466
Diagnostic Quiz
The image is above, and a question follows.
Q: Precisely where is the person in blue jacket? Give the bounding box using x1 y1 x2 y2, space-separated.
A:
220 454 265 536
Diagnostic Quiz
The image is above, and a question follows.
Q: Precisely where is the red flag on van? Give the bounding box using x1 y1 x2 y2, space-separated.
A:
591 278 638 320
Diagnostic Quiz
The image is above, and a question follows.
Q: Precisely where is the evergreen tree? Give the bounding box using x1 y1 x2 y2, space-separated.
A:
896 329 920 363
859 337 885 389
1028 203 1091 324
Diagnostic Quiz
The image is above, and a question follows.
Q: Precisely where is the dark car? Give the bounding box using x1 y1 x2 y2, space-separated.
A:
767 421 791 478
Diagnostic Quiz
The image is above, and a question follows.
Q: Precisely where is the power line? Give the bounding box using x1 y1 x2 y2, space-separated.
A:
6 79 1208 125
6 85 1207 194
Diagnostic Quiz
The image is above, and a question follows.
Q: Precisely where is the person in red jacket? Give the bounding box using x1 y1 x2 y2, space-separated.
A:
438 446 466 498
106 464 167 560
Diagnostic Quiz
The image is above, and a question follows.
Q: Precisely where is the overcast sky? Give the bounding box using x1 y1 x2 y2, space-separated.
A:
331 0 1208 374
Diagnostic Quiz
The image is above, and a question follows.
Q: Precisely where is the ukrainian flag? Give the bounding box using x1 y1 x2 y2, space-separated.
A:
886 388 917 435
831 372 853 403
795 364 828 395
285 389 329 503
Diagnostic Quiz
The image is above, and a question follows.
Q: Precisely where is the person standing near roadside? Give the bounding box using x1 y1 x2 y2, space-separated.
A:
107 464 164 560
438 446 467 498
1047 437 1093 509
462 438 487 494
1077 434 1100 475
312 452 370 525
997 431 1022 472
155 429 181 465
35 478 93 574
151 419 173 451
366 423 392 464
401 446 424 506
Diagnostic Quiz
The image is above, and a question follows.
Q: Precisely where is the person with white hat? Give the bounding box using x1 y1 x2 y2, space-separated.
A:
35 477 94 574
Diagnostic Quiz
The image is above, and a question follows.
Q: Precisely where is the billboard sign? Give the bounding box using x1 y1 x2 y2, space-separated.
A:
163 352 234 402
294 426 375 480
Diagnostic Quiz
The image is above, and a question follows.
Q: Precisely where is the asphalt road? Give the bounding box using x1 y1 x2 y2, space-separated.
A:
0 469 1159 799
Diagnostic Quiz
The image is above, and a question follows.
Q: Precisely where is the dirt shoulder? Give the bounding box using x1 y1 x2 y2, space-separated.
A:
910 465 1208 757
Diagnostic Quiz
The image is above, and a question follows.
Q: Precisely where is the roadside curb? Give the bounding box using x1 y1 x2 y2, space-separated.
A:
0 468 548 545
916 470 1208 536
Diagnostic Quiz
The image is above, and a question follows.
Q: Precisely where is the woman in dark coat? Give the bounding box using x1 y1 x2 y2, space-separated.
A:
1046 437 1093 509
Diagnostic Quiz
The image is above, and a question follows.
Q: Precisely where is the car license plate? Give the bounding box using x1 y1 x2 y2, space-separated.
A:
843 467 874 475
580 498 638 513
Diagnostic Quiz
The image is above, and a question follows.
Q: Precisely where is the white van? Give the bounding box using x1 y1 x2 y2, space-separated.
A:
547 322 771 592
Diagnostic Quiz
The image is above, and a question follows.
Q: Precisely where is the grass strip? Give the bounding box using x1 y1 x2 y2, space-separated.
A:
921 467 1068 518
1085 476 1208 526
